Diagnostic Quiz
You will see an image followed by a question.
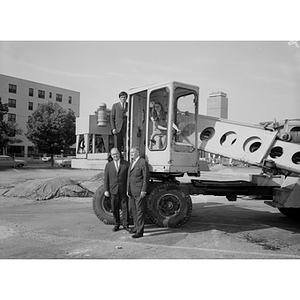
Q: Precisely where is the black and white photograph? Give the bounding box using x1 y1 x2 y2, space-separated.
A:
1 1 299 299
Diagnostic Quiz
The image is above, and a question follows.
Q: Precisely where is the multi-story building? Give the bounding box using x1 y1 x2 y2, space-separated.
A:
201 91 229 163
207 91 228 119
0 74 80 157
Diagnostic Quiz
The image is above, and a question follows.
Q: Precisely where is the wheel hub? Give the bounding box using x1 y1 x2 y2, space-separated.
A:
166 201 174 209
158 194 180 217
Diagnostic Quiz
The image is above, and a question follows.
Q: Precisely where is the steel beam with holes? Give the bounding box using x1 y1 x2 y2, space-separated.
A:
266 140 300 174
197 114 278 165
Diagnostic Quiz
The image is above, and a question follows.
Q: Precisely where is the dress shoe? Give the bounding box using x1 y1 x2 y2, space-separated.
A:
132 233 143 238
123 226 130 232
112 225 120 232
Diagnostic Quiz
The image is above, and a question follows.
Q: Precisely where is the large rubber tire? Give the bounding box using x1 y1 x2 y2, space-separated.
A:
146 183 192 228
278 208 300 219
93 185 133 225
93 185 115 225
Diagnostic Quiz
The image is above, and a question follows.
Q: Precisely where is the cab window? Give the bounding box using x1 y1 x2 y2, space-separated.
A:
148 88 169 151
173 88 197 152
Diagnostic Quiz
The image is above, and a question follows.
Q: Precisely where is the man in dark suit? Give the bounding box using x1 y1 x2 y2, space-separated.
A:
127 147 150 238
104 148 130 232
110 91 128 154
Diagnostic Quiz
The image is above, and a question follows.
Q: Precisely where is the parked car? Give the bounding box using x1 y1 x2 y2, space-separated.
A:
0 155 28 168
42 155 60 162
41 156 51 162
54 156 75 167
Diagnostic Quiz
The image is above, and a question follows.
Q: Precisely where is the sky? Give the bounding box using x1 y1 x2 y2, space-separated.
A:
1 1 299 126
1 40 299 124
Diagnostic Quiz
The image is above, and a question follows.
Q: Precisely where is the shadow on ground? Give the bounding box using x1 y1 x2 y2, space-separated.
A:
143 201 300 238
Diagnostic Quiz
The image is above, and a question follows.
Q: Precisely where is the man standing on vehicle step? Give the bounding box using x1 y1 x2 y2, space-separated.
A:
110 91 128 155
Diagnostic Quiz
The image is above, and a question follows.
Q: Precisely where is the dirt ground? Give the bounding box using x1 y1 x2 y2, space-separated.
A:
1 165 299 299
1 165 300 259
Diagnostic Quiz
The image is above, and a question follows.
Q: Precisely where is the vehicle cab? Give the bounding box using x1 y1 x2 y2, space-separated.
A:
127 81 200 177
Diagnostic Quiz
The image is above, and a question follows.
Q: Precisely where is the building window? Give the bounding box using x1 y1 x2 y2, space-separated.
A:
7 145 24 157
8 99 16 108
8 113 16 122
56 93 62 102
27 146 37 156
38 90 45 99
49 92 52 98
68 96 72 104
29 88 34 97
28 102 33 110
9 84 17 93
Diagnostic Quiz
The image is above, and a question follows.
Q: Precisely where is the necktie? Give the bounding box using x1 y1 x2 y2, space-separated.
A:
131 159 135 170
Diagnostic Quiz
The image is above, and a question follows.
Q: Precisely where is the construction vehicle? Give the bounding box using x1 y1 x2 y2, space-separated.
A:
92 81 300 227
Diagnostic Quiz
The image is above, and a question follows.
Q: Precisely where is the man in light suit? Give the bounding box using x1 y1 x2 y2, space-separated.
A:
127 147 150 238
104 148 130 232
110 91 128 154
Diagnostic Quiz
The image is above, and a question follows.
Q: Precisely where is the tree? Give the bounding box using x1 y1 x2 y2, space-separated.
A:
0 98 23 154
26 101 76 162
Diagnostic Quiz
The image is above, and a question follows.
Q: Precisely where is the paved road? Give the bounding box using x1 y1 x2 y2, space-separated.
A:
1 167 300 259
